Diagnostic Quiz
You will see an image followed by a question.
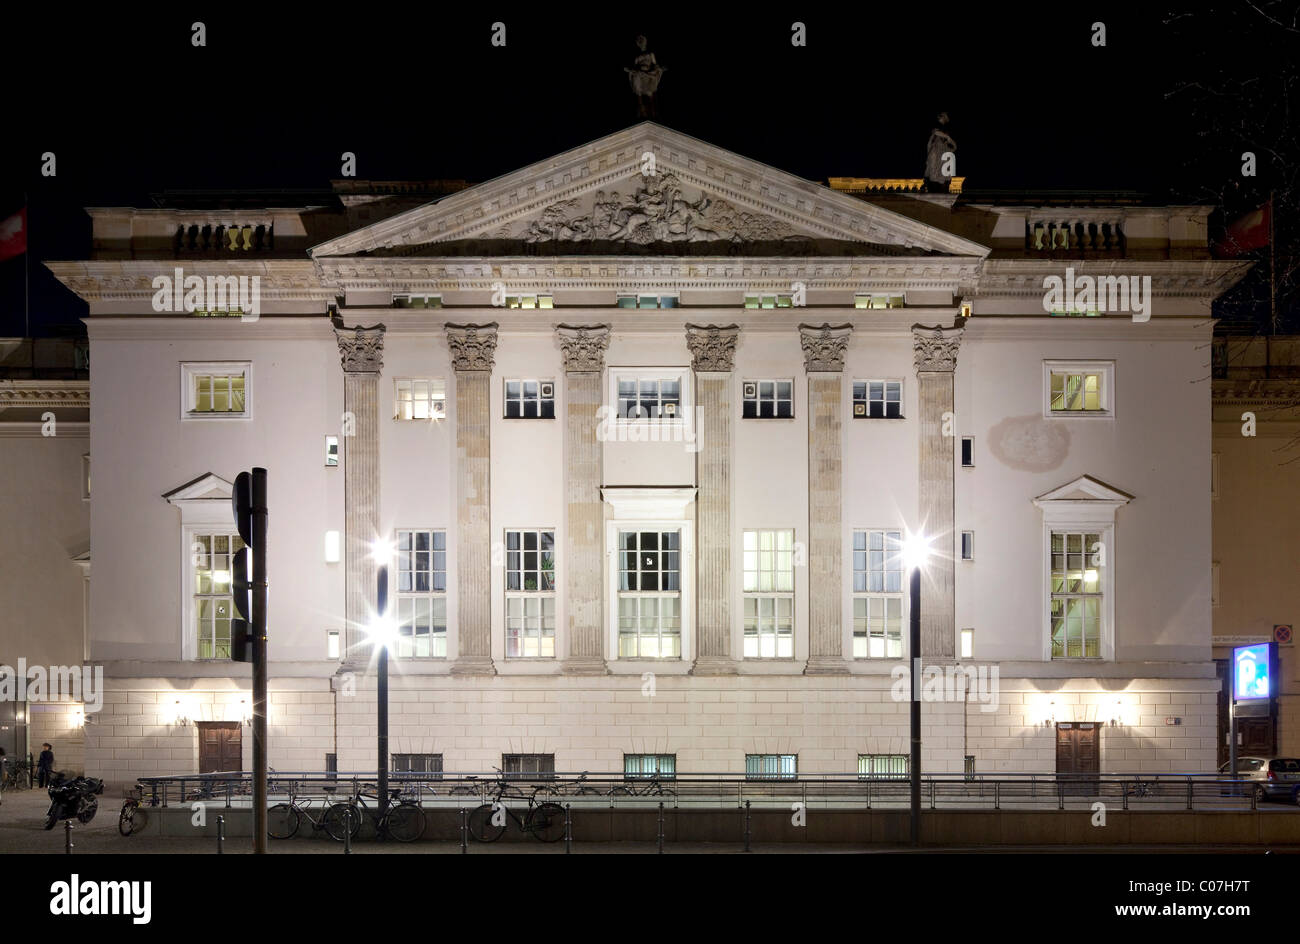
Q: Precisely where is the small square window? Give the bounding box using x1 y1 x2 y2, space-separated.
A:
395 379 447 420
960 437 973 467
505 379 556 419
741 379 793 419
852 380 902 419
1044 361 1113 418
181 362 251 420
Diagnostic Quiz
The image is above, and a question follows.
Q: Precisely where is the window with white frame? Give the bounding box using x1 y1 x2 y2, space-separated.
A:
1043 360 1113 417
852 529 903 658
504 379 555 419
746 754 797 780
505 529 556 658
394 379 446 420
617 529 681 658
961 531 974 561
181 362 251 419
625 754 676 779
616 374 682 419
392 753 444 776
192 532 245 660
617 293 678 309
852 380 902 419
741 380 794 419
503 753 555 779
858 754 908 779
742 529 795 658
1050 531 1102 659
395 529 447 658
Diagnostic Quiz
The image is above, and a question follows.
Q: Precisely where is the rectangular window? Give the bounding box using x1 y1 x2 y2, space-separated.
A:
960 628 974 659
182 362 250 419
325 436 339 467
744 293 794 309
617 376 681 419
193 532 245 660
391 753 444 777
326 630 341 660
852 380 903 419
961 437 974 467
858 754 908 779
741 380 794 419
617 294 677 309
395 529 447 658
393 294 443 308
624 754 676 779
617 530 681 658
395 379 446 420
505 294 554 309
503 753 555 779
1044 361 1113 417
852 529 903 658
505 529 556 658
961 531 974 561
1050 531 1102 659
746 754 797 780
504 379 556 419
742 529 795 659
854 294 904 309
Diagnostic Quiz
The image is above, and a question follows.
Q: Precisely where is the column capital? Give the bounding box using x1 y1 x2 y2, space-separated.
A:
685 324 741 372
912 324 964 373
555 324 611 372
444 322 499 371
332 317 387 374
797 323 853 372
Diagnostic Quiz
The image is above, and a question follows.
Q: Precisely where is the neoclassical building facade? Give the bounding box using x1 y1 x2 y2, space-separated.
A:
46 123 1249 783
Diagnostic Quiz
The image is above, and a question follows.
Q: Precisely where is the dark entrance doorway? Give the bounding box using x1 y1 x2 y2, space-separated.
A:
196 722 242 773
1056 722 1101 794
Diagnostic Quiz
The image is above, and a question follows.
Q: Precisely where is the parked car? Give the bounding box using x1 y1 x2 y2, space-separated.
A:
1218 757 1300 803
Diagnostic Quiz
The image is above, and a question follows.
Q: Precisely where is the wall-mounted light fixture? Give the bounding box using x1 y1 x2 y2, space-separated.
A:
173 700 190 726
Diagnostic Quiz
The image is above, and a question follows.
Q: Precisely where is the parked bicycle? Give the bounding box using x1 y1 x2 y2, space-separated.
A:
610 776 677 798
119 783 161 836
323 782 426 843
570 771 605 797
267 784 360 841
468 778 566 843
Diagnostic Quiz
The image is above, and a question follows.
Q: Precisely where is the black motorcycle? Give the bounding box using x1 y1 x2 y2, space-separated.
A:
44 774 104 830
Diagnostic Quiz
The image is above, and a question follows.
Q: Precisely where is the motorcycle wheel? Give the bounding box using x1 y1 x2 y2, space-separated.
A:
44 812 58 830
77 798 98 824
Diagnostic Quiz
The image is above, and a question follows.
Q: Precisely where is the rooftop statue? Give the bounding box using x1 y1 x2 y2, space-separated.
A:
625 35 665 119
925 112 957 193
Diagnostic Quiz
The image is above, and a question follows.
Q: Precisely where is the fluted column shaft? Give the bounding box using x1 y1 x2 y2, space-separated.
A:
556 325 611 675
446 323 499 675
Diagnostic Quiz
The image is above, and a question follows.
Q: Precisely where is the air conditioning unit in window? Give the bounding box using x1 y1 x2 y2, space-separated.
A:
431 401 446 419
540 382 554 399
663 402 676 417
743 382 757 399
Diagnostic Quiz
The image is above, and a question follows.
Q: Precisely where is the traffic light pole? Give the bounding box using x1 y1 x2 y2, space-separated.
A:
909 567 921 847
251 468 268 855
377 565 389 828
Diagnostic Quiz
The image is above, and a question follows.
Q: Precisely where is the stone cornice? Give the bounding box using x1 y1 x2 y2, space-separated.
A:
798 323 853 372
45 260 332 303
310 123 991 258
1212 377 1300 405
912 324 964 372
444 323 499 371
977 259 1253 299
685 324 741 372
0 380 90 408
332 318 386 373
0 421 89 437
555 324 611 372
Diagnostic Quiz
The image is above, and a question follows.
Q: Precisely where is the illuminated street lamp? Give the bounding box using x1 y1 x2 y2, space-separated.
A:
900 529 933 846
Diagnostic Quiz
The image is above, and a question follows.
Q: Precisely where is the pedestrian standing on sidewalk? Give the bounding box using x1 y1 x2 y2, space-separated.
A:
37 743 54 789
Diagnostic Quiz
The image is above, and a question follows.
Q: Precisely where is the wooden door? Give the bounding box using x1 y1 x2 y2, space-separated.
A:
197 722 242 774
1056 722 1101 791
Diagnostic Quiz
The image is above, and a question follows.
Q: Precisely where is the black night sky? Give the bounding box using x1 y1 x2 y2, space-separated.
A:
3 3 1298 336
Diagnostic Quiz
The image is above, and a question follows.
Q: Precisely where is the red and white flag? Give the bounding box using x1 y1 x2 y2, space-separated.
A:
1214 199 1270 257
0 208 25 262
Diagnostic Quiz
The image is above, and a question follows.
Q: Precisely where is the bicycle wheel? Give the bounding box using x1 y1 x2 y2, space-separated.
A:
266 803 301 840
528 802 567 843
118 802 140 837
385 802 426 842
469 803 505 842
322 802 362 842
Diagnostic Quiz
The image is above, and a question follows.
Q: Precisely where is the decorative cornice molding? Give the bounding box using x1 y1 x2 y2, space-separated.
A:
912 324 964 372
332 317 386 373
555 324 611 372
1212 377 1300 404
45 260 333 303
685 324 741 372
0 380 90 408
444 323 499 371
797 323 853 372
977 259 1253 300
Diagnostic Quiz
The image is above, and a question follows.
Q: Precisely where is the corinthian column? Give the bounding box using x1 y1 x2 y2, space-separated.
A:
686 324 740 675
445 323 499 676
912 324 963 659
556 325 611 675
333 317 386 667
799 324 853 675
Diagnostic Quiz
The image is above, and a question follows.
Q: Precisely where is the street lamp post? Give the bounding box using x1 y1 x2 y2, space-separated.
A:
376 564 390 825
909 566 921 847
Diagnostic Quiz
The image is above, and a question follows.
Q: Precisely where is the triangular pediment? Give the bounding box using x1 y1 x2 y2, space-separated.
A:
311 124 988 259
164 472 233 504
1033 475 1134 506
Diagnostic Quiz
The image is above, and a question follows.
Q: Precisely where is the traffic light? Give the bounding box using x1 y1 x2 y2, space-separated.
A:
231 546 252 663
230 466 270 854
